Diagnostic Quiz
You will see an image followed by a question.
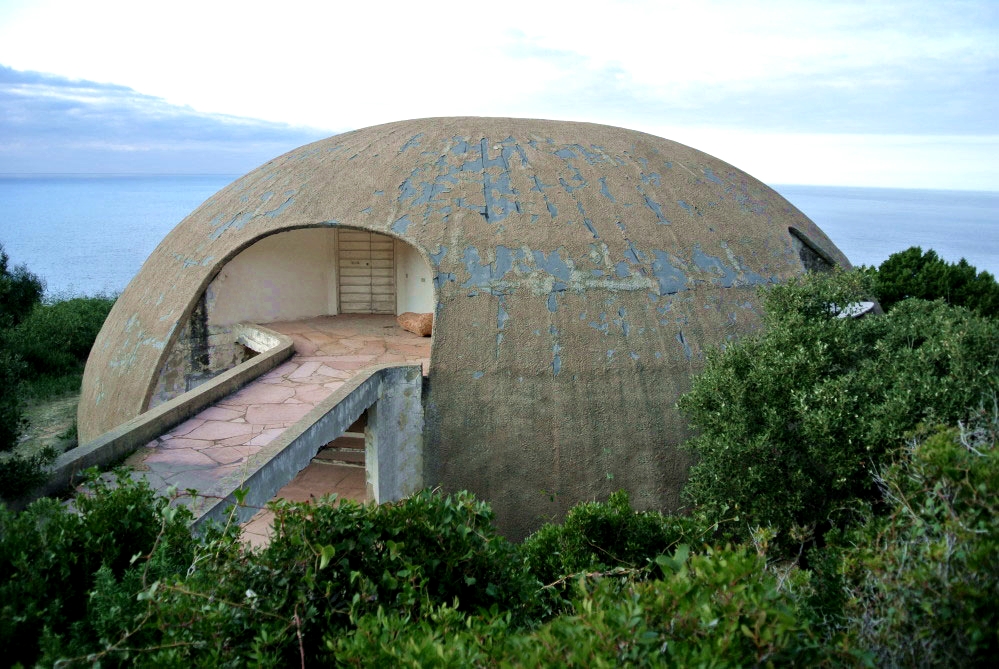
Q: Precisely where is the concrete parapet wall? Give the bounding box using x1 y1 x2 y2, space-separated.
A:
32 324 293 501
192 363 424 530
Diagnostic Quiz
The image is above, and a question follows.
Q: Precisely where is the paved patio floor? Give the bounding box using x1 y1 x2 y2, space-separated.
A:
123 315 430 533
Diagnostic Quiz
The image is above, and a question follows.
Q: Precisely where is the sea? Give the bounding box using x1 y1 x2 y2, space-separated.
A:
0 175 997 298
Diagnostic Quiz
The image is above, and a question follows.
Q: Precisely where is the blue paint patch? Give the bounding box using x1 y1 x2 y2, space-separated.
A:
429 246 447 267
400 133 423 153
472 371 484 379
555 148 577 160
629 352 640 361
703 166 723 185
676 330 693 360
392 215 414 234
616 221 627 232
360 207 372 214
547 292 559 312
434 272 456 291
552 348 562 376
641 172 662 187
655 351 663 359
591 269 605 277
374 190 385 196
598 176 616 202
615 262 631 278
691 244 739 287
497 297 510 330
678 200 694 214
664 161 673 169
651 251 687 295
623 241 646 264
532 249 571 281
546 201 558 219
607 349 615 359
638 187 669 224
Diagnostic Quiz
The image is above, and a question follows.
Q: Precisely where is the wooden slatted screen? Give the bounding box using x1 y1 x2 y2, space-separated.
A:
338 230 395 314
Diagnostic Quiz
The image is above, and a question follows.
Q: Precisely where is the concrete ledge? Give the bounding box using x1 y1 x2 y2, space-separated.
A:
34 323 295 500
192 363 423 531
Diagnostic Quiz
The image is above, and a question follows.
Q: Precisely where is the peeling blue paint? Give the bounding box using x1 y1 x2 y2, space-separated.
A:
598 177 615 202
637 186 669 224
607 349 615 359
629 352 640 361
623 241 647 264
532 249 571 281
547 292 559 312
651 251 688 295
400 133 423 153
392 215 414 234
360 207 372 214
591 269 605 277
429 246 447 267
678 200 695 214
434 272 456 291
676 330 693 360
703 166 723 185
641 172 662 187
472 371 484 379
616 221 627 232
374 190 385 196
615 262 631 278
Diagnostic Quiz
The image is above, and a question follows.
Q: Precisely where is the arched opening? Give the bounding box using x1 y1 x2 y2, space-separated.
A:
148 226 434 407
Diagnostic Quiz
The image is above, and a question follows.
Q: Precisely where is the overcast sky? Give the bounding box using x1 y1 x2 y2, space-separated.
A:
0 0 996 189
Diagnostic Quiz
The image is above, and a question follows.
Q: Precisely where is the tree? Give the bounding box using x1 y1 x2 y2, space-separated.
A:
872 246 999 318
0 242 44 329
678 269 999 555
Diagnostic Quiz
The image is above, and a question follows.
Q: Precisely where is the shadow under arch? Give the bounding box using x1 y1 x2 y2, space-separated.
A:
143 222 439 412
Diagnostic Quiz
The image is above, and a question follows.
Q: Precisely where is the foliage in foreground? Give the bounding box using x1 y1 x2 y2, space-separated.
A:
820 404 999 666
679 269 999 554
4 434 999 667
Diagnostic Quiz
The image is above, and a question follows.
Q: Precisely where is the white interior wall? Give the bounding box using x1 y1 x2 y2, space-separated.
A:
207 228 337 326
205 228 434 326
395 240 435 313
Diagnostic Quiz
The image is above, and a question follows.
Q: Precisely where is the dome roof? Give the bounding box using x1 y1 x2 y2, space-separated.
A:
80 117 849 535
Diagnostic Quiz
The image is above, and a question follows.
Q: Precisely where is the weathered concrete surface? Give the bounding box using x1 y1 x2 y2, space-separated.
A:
80 117 850 538
365 366 424 502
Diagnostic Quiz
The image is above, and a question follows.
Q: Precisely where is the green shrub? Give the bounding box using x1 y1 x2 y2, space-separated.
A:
0 242 44 329
872 246 999 317
0 447 55 500
0 472 196 668
7 294 115 380
335 546 857 667
0 345 25 452
825 406 999 666
109 489 542 666
678 270 999 554
522 490 699 589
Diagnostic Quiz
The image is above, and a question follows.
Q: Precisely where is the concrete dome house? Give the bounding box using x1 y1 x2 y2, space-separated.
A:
79 117 849 537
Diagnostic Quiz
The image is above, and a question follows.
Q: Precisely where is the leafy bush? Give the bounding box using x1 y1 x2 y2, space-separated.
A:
84 489 542 666
678 270 999 554
522 490 699 589
826 405 999 666
0 241 44 329
0 448 56 500
872 246 999 317
0 472 196 668
7 294 115 380
336 546 855 667
0 346 25 452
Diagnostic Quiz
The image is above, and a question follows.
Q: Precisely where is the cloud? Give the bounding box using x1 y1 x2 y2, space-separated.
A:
0 65 336 173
